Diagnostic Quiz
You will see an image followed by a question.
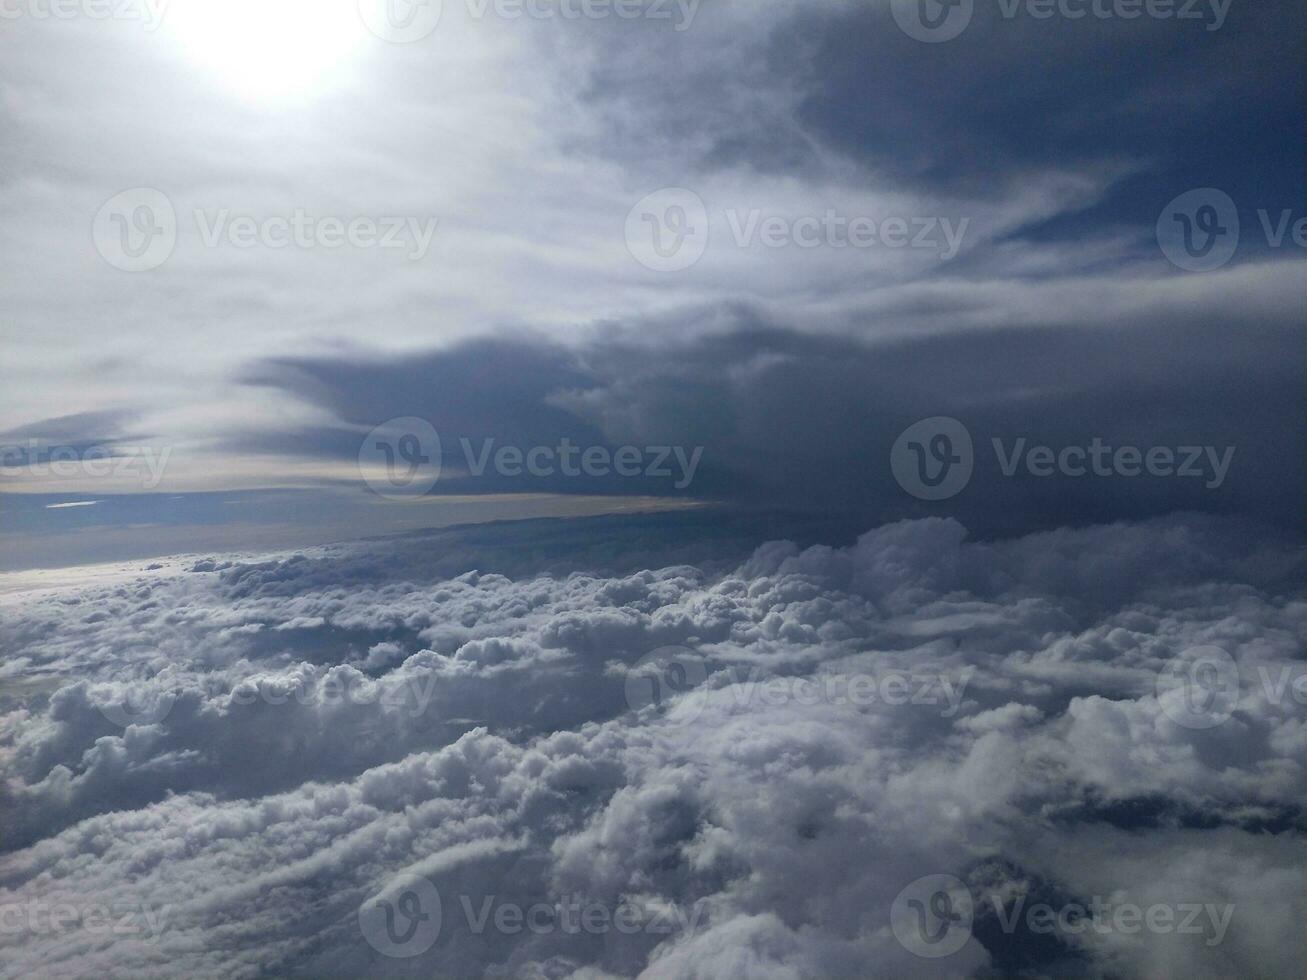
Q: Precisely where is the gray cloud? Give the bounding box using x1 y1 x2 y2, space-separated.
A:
2 3 1304 977
234 297 1306 535
1 513 1303 977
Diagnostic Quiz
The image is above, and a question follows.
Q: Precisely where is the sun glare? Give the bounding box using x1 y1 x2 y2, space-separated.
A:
164 0 369 102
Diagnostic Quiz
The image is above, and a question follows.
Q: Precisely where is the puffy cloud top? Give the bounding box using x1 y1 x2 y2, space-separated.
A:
1 513 1303 977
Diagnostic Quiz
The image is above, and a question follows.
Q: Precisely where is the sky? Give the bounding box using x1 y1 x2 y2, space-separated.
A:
0 1 1304 978
1 0 1303 568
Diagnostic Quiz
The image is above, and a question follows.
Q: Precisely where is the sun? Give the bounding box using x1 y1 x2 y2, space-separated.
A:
163 0 370 102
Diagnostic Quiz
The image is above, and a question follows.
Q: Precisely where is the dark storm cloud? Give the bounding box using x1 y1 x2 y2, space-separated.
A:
243 336 604 461
792 1 1301 194
577 0 1304 249
237 294 1305 536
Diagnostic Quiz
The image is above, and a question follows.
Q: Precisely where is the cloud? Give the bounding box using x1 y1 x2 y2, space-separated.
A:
0 512 1302 977
233 302 1306 536
1 2 1304 976
3 0 1300 510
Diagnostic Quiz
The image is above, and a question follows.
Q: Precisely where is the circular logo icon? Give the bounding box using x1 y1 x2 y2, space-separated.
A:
891 417 973 501
98 661 179 728
624 645 710 724
1156 645 1240 730
1157 188 1239 272
890 873 974 959
359 872 442 958
92 187 177 272
624 188 709 272
358 417 442 499
891 0 973 43
358 0 442 43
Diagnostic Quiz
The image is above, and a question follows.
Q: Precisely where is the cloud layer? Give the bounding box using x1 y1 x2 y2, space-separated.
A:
1 513 1303 978
3 0 1302 519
